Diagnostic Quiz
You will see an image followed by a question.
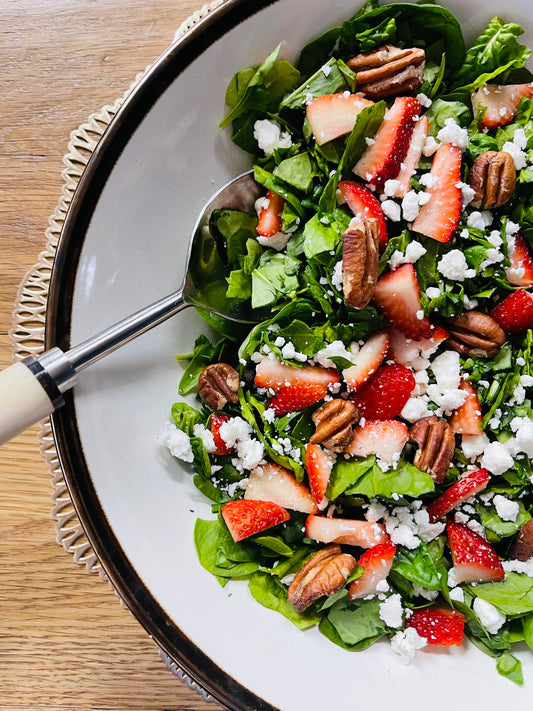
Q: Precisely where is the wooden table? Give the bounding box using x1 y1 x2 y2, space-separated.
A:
1 2 218 709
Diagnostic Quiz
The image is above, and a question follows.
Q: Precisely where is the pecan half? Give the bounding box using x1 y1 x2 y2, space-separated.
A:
509 519 533 561
342 217 380 309
288 545 356 612
410 416 455 483
198 363 239 410
347 44 425 99
444 311 506 359
468 151 516 209
311 399 357 451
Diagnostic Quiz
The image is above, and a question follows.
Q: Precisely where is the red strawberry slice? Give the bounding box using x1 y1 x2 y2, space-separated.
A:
351 363 415 421
305 443 335 507
257 190 284 237
353 96 421 189
427 468 490 523
491 289 533 334
267 384 331 416
342 330 390 393
449 380 483 436
471 83 533 129
306 93 374 146
245 462 318 514
406 606 465 646
343 419 409 466
447 521 505 584
411 143 462 243
507 234 533 287
348 540 397 599
221 499 290 542
388 324 448 366
337 180 388 249
210 413 233 455
305 514 388 548
393 114 429 198
373 263 434 340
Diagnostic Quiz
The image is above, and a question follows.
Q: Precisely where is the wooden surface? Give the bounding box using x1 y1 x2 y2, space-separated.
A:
0 2 220 709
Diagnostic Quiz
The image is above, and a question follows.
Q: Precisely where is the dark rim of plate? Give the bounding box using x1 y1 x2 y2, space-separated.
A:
45 1 281 709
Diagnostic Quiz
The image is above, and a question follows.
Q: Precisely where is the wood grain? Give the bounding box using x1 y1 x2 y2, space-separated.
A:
0 2 221 709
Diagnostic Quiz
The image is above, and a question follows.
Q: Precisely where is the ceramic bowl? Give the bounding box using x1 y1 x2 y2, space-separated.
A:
47 1 533 709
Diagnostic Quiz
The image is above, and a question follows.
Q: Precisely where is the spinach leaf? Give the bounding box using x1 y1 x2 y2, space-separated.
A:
343 458 435 499
194 517 261 585
249 572 320 629
496 652 524 686
319 597 387 650
274 152 316 192
473 573 533 616
281 58 355 110
251 252 300 308
392 542 442 590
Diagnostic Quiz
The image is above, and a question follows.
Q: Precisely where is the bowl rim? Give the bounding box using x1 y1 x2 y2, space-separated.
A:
45 1 282 709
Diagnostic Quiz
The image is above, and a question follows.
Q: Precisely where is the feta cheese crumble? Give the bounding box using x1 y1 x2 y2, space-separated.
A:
253 119 292 156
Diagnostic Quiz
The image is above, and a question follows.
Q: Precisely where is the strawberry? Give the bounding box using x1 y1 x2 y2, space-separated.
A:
342 330 390 393
267 384 331 416
392 114 429 198
405 606 465 646
350 363 415 420
305 443 335 507
305 514 388 548
343 419 409 466
245 462 318 514
490 289 533 334
427 468 490 523
337 181 388 249
348 540 397 599
257 190 284 237
387 324 448 367
210 413 233 455
221 499 290 542
306 93 374 146
353 96 421 189
507 234 533 287
411 143 462 243
471 83 533 129
449 380 483 436
372 263 435 340
446 521 505 584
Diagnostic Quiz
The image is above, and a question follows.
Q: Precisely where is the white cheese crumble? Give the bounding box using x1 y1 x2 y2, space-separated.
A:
437 249 475 281
379 593 404 628
493 494 520 522
390 627 427 664
449 586 465 603
480 441 514 476
381 199 402 222
436 117 469 149
473 598 506 634
401 191 421 222
388 240 427 270
159 422 193 462
253 119 292 156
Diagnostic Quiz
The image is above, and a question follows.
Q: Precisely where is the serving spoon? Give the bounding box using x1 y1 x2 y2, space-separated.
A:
0 170 264 446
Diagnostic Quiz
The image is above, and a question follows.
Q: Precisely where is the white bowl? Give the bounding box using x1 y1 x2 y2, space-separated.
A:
47 1 533 709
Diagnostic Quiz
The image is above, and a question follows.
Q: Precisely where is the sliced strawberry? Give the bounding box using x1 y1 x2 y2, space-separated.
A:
268 384 332 416
257 190 284 237
373 263 434 340
210 413 233 455
427 468 490 523
305 443 335 507
472 83 533 129
348 540 397 599
221 499 290 542
447 521 505 584
449 380 483 436
245 462 318 514
342 330 390 393
350 362 415 421
393 114 429 198
405 606 465 646
306 93 374 146
343 419 409 466
353 96 421 189
337 180 388 249
411 143 462 243
305 514 388 548
507 234 533 287
388 324 448 366
490 289 533 334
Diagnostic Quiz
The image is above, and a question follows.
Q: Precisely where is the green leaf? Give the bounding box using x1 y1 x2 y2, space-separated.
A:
280 58 351 110
171 401 202 435
344 459 435 499
251 253 300 308
249 572 320 629
212 209 258 265
475 500 530 542
253 165 305 218
274 152 316 193
226 269 252 300
356 17 397 52
252 535 295 557
473 573 533 616
327 455 375 500
319 597 387 650
194 518 260 583
302 211 350 258
392 542 442 590
522 613 533 650
496 652 523 686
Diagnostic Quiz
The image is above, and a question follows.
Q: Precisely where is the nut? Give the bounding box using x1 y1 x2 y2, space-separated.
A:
444 311 506 359
347 44 425 99
342 217 380 309
287 545 356 612
410 416 455 483
198 362 239 410
468 151 516 209
311 399 357 451
510 519 533 561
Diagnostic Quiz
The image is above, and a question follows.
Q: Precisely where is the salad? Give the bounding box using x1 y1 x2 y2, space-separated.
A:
161 0 533 682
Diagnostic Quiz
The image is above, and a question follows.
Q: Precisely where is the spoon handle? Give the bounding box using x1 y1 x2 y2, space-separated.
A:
0 288 188 446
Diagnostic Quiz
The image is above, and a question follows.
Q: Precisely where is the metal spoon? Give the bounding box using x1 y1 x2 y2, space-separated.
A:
0 170 263 446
